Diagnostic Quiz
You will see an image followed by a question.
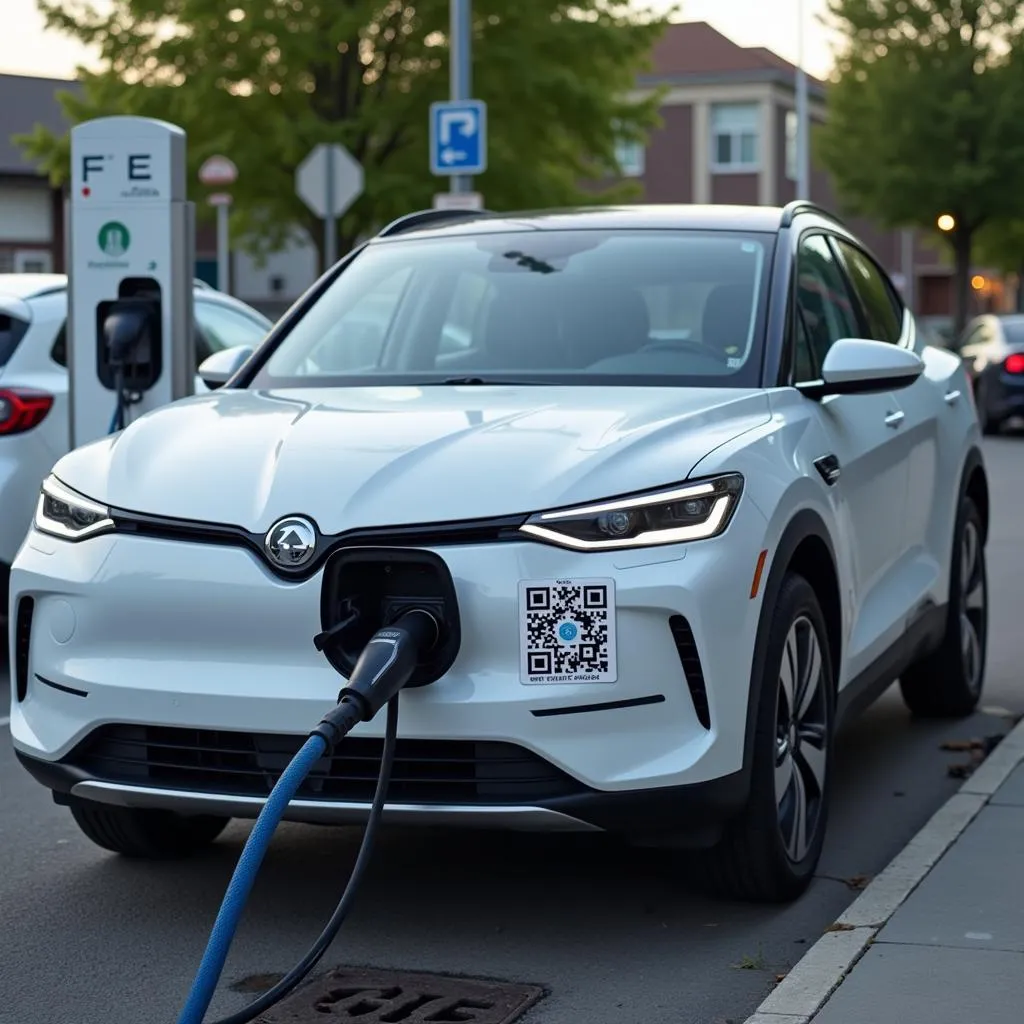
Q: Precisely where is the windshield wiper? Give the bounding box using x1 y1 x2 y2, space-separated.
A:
432 376 544 386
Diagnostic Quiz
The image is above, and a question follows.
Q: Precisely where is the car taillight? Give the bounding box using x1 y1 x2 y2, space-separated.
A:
1004 354 1024 374
0 388 55 435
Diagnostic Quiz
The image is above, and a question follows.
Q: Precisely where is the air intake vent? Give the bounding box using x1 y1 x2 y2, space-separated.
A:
15 596 34 702
669 614 710 729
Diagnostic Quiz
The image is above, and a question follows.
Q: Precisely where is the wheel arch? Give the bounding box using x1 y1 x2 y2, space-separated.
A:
960 445 989 544
741 509 842 776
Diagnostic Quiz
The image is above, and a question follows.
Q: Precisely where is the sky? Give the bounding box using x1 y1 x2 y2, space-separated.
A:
0 0 835 81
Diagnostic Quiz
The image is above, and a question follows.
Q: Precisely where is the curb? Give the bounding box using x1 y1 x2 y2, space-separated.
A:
742 712 1024 1024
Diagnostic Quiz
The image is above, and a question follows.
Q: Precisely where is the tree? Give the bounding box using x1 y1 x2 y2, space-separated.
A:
975 219 1024 309
19 0 674 271
816 0 1024 335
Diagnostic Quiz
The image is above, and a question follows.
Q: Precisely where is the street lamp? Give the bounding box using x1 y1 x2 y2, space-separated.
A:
937 213 956 232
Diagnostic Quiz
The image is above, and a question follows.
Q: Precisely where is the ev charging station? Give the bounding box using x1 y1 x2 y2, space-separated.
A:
67 116 196 448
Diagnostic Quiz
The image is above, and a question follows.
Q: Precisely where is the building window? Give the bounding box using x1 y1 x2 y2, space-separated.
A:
612 121 645 177
785 110 798 180
710 102 760 172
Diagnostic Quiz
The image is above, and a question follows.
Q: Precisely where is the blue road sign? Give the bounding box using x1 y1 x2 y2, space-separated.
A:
430 100 487 176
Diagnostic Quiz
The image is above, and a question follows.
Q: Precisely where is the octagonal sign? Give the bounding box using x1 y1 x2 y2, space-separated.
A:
296 144 364 219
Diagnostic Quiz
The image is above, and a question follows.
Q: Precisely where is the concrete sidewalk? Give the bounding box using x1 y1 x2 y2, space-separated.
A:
744 714 1024 1024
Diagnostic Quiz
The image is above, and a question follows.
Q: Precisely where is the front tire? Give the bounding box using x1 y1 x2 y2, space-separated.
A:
68 797 230 859
900 496 987 718
698 573 835 903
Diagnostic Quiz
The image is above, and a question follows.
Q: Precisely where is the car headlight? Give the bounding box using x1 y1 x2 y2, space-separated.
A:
519 474 744 551
34 475 114 541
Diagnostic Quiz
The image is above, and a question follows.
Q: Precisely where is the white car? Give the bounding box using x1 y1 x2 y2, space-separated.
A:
0 274 272 612
7 204 989 903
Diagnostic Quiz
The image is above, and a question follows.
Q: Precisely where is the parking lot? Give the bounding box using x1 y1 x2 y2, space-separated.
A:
2 432 1022 1024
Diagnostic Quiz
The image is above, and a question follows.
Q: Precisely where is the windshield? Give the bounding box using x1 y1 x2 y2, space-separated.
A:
248 228 774 389
1002 320 1024 347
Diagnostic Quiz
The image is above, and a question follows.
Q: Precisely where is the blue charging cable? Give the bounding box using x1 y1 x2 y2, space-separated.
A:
175 697 400 1024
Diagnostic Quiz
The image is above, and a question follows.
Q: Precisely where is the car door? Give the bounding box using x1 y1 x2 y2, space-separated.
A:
792 232 910 678
830 237 949 607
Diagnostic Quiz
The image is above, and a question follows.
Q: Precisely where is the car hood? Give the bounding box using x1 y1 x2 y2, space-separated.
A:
52 385 771 534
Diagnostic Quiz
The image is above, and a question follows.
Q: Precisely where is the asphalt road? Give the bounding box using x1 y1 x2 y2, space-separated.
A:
2 435 1023 1024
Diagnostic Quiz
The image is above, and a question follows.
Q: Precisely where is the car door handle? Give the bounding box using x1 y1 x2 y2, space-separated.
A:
944 389 961 405
884 410 905 428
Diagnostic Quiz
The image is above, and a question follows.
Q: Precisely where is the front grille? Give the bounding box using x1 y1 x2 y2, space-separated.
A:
14 596 33 703
66 725 585 805
669 614 711 729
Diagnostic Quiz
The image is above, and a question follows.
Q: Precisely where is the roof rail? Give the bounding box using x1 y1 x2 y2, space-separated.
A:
780 200 846 228
376 207 494 238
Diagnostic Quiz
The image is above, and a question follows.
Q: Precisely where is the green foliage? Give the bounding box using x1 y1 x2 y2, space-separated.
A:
18 0 675 266
816 0 1024 234
975 219 1024 273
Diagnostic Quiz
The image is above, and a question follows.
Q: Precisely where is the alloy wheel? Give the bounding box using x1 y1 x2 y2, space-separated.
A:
774 616 829 863
959 519 986 696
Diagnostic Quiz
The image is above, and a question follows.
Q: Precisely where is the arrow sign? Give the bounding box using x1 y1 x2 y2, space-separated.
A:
430 99 487 176
439 109 476 145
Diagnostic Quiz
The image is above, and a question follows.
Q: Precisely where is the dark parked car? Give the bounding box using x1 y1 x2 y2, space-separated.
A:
952 314 1024 434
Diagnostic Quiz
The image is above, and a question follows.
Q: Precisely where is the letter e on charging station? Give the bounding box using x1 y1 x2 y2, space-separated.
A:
69 116 196 447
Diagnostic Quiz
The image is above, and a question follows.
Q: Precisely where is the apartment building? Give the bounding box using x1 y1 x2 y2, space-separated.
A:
615 22 961 316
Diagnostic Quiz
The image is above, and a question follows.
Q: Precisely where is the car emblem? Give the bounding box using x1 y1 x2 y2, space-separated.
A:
264 516 318 569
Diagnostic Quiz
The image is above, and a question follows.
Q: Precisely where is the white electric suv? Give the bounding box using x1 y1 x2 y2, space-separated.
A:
7 204 989 903
0 274 273 613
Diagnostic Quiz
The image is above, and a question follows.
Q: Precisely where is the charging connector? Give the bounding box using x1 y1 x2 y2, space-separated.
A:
175 609 442 1024
99 294 161 434
316 609 439 742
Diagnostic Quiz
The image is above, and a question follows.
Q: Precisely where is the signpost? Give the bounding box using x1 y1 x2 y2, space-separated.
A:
433 191 483 211
198 154 237 292
429 100 487 179
295 143 364 271
429 0 486 204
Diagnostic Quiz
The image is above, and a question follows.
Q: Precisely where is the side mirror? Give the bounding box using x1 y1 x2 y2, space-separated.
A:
198 345 253 390
798 337 924 399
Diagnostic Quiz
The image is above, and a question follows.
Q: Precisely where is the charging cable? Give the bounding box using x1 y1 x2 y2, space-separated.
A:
176 609 439 1024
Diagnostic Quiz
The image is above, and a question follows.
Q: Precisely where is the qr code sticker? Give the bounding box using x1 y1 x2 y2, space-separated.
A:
518 577 617 684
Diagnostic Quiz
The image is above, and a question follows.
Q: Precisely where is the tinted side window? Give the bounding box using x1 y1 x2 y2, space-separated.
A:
833 240 903 343
51 323 67 367
792 310 818 383
795 234 860 371
0 312 31 367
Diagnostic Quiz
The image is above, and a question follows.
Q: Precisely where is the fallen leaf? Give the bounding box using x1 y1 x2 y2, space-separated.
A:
826 922 856 932
940 739 984 752
775 973 788 983
845 875 872 890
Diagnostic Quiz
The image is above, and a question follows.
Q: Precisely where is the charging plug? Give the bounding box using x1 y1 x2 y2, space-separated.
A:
104 307 152 367
312 609 439 752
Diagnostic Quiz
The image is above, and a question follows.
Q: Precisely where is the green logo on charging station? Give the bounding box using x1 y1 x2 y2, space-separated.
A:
98 221 130 257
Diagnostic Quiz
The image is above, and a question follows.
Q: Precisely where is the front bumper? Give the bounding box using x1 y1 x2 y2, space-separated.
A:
9 495 768 836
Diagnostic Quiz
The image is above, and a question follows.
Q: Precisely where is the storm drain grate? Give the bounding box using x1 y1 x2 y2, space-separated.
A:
254 967 545 1024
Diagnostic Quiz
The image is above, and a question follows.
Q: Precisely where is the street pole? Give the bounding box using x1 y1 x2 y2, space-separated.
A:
795 0 810 200
324 144 337 271
216 202 230 295
450 0 472 195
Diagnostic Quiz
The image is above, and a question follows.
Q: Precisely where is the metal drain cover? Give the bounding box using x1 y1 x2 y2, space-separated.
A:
255 966 544 1023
